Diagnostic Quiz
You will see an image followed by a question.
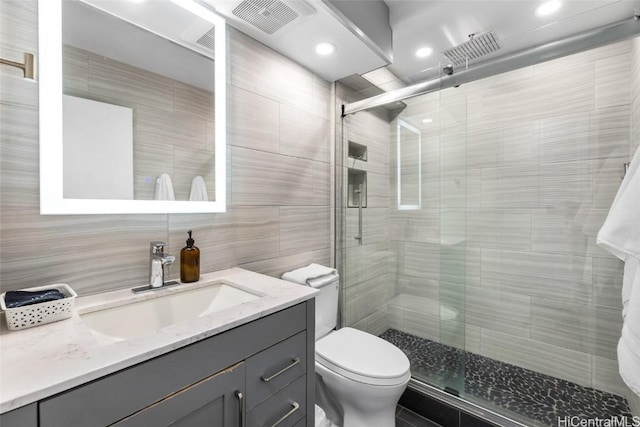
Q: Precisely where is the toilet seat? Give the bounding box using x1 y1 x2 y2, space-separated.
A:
316 327 411 386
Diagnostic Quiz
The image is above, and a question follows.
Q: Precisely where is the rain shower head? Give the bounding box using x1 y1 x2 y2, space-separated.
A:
442 30 501 66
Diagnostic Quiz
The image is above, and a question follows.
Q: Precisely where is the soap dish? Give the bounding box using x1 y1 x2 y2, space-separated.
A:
0 284 77 331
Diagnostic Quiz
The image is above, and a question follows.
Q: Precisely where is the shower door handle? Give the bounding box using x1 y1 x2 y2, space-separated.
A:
354 185 363 245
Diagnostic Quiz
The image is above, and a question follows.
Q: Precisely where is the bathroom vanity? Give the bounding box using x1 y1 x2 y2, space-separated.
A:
0 269 317 427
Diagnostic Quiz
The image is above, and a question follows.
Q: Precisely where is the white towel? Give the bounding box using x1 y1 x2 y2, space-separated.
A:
597 147 640 395
153 173 175 201
282 263 339 289
189 176 209 201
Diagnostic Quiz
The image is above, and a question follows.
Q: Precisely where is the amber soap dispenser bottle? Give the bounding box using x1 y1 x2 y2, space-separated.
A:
180 230 200 283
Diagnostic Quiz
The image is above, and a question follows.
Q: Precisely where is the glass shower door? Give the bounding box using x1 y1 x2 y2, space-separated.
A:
337 84 468 398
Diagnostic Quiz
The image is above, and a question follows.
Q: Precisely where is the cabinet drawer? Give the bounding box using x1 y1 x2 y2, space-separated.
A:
247 375 306 427
246 331 307 409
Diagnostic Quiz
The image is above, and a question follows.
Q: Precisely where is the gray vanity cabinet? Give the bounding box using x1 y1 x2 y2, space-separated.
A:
112 362 245 427
0 404 37 427
1 300 315 427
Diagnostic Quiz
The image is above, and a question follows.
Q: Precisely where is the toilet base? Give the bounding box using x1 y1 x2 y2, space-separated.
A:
315 362 409 427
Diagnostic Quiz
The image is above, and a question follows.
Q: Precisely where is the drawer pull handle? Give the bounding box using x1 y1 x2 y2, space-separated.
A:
261 357 300 382
271 401 300 427
235 390 245 427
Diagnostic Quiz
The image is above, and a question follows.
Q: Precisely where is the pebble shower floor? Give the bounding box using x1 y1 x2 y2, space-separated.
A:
380 329 632 427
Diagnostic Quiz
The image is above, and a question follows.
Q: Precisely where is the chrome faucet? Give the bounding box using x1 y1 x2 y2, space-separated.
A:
149 241 175 288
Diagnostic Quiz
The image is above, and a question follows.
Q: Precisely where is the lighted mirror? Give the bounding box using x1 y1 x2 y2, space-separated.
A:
397 119 421 210
39 0 226 214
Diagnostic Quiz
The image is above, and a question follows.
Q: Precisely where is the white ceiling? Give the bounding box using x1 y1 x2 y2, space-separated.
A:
207 0 640 85
205 0 391 81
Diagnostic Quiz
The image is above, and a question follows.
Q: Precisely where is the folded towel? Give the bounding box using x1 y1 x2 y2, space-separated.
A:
154 173 175 201
4 289 66 308
597 147 640 395
282 263 338 289
189 176 209 201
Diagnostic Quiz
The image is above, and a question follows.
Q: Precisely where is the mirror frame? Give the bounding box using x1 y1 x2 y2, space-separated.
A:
39 0 227 214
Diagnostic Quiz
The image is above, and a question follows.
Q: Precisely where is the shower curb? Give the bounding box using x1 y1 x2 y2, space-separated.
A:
401 379 528 427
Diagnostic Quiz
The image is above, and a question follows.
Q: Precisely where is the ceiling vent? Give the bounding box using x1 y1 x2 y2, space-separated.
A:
232 0 313 34
180 19 216 57
196 27 216 52
442 30 500 66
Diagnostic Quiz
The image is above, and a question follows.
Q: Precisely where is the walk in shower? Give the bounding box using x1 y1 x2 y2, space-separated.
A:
336 29 640 426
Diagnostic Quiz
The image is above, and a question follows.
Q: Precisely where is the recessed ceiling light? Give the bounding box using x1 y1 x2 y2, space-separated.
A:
415 47 433 58
316 42 336 56
422 118 433 123
536 0 561 16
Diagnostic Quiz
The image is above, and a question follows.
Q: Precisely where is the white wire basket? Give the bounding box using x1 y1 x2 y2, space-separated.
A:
0 284 77 331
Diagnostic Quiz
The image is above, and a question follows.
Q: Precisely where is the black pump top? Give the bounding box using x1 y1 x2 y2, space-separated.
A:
186 230 195 248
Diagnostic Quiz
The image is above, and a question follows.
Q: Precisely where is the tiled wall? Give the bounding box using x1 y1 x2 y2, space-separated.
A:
63 45 215 201
0 1 332 295
386 39 638 394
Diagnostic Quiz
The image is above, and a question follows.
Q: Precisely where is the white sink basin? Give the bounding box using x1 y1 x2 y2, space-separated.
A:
80 282 261 344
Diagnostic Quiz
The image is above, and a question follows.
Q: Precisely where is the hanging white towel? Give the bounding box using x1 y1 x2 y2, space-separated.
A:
189 176 209 201
597 147 640 395
153 173 175 201
282 263 339 289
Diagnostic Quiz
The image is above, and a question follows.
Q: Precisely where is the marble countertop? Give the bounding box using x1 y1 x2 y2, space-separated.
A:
0 268 317 414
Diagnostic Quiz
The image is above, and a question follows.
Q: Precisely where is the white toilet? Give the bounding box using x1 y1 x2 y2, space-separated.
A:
283 265 411 427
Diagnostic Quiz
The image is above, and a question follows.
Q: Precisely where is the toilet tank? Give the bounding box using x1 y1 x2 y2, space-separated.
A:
315 279 339 340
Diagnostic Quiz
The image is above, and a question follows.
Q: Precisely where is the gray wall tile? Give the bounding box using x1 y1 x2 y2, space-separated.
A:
403 242 440 280
481 248 593 303
467 208 532 251
231 147 315 206
346 207 389 248
466 287 531 337
238 251 314 279
228 85 280 153
280 206 331 256
593 257 624 310
230 28 314 113
344 273 391 326
531 297 621 360
595 53 632 109
280 104 330 162
592 355 628 397
480 329 592 387
344 241 390 287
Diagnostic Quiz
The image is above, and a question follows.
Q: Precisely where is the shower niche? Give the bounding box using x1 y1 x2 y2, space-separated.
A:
347 140 368 208
348 141 368 161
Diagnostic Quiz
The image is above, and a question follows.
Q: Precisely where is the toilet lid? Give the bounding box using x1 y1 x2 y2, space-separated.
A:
316 327 411 386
